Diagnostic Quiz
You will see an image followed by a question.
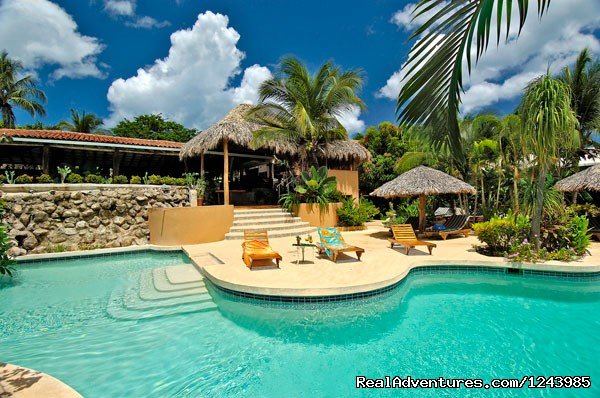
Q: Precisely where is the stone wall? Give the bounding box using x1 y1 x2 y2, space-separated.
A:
2 186 189 256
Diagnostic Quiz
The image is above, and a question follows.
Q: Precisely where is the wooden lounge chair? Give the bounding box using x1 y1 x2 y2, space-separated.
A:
242 230 282 269
422 215 471 240
389 224 436 255
317 227 364 263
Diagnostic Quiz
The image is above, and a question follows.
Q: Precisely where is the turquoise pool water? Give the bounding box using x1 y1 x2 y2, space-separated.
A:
1 252 599 397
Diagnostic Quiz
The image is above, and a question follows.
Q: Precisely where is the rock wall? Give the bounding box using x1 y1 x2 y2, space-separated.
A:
2 186 189 256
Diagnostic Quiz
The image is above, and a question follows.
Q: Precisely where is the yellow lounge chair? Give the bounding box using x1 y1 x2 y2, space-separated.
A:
242 230 282 269
317 227 364 263
389 224 436 255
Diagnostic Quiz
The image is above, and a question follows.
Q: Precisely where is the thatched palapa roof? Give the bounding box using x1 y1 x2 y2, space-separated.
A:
179 104 371 163
370 166 476 198
554 164 600 192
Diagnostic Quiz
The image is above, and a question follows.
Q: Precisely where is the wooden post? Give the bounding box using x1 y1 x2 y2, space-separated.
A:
223 137 229 205
42 145 50 175
200 153 205 177
112 149 122 176
418 194 426 232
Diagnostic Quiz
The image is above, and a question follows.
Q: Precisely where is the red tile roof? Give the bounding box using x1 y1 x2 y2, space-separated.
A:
0 129 183 149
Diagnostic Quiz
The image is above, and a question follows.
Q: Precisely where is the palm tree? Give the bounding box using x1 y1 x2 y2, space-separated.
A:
560 48 600 144
247 57 365 169
396 0 552 165
0 52 46 128
500 114 523 213
520 73 579 249
58 109 104 133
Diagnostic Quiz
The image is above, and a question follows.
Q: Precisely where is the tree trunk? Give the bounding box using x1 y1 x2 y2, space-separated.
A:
513 166 520 214
532 166 547 251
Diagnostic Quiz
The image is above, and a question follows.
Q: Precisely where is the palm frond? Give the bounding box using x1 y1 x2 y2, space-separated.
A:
397 0 551 165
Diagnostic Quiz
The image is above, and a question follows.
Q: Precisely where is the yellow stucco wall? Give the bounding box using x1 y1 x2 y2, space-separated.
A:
295 203 342 228
328 169 359 200
149 205 234 245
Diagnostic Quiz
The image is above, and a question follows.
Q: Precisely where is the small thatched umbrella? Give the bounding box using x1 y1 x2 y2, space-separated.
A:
370 166 476 232
554 164 600 193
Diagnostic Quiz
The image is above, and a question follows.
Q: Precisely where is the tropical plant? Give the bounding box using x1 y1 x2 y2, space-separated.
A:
142 172 150 185
57 109 105 134
4 171 15 184
337 198 380 227
473 212 531 255
112 114 197 142
0 201 15 277
279 166 338 211
130 175 142 184
247 57 365 169
519 73 579 249
195 176 207 197
84 174 103 184
0 51 47 128
183 172 199 188
147 175 162 185
112 175 128 184
57 166 71 183
14 174 33 184
36 174 53 183
396 0 552 165
66 173 83 183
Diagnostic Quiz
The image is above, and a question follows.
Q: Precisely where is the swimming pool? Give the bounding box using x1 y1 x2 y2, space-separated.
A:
1 251 598 397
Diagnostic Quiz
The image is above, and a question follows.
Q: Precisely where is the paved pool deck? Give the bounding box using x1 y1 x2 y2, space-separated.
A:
183 225 600 298
0 363 82 398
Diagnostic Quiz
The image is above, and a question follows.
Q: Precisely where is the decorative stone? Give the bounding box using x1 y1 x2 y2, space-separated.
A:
22 233 38 250
12 204 23 216
19 213 31 226
32 211 48 223
7 247 27 257
76 221 88 230
88 217 101 228
62 209 80 218
112 216 126 226
47 231 68 243
81 209 95 220
64 228 77 236
90 203 101 211
33 228 49 237
70 191 82 200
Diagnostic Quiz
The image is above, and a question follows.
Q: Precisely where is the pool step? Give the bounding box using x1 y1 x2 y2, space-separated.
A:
107 265 217 321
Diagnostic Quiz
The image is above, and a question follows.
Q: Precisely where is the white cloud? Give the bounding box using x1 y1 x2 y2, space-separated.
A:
105 11 272 129
104 0 134 16
338 106 365 135
380 0 600 114
125 16 171 29
0 0 105 80
103 0 169 29
391 1 449 32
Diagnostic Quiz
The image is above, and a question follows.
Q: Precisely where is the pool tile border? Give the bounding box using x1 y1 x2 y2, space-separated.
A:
208 265 600 303
15 246 183 264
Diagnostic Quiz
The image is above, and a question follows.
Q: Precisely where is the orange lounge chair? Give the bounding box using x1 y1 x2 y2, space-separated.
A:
389 224 436 255
242 230 282 269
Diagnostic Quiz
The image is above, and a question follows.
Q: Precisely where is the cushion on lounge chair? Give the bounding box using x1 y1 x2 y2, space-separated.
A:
317 227 347 257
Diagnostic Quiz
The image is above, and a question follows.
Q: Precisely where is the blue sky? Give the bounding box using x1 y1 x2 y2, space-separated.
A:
1 0 599 136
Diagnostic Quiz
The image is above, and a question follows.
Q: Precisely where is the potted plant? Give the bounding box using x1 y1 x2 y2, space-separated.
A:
196 177 207 206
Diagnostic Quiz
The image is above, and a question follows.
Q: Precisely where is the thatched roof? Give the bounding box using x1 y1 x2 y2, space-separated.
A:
370 166 476 198
554 165 600 192
179 104 371 163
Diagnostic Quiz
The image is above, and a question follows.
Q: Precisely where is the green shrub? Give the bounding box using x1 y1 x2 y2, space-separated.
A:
84 174 103 184
66 173 83 183
148 174 162 185
130 175 142 184
337 198 380 227
45 244 67 253
175 177 187 186
14 174 33 184
0 201 15 277
473 212 531 255
112 175 128 184
567 215 591 256
36 174 54 183
0 175 7 184
161 176 177 185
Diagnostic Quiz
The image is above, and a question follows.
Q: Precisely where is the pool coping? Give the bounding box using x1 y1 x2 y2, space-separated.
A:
14 244 182 263
0 363 82 398
196 258 600 301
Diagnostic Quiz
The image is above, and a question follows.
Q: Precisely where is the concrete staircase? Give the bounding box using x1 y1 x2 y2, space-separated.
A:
107 265 217 321
224 207 316 240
